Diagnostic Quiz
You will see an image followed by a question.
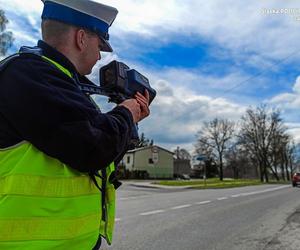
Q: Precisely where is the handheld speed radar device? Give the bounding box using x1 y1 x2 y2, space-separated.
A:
99 61 156 104
99 61 156 147
76 60 156 148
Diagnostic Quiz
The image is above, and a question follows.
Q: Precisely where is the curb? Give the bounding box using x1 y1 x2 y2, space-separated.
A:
129 183 162 189
129 183 192 190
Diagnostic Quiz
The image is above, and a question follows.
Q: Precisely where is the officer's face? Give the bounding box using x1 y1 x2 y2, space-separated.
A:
80 31 102 75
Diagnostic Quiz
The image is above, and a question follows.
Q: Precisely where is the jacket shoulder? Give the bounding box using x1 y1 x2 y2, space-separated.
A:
1 52 72 84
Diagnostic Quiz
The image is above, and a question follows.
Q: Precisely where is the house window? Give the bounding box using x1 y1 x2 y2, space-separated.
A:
127 156 131 164
148 158 154 164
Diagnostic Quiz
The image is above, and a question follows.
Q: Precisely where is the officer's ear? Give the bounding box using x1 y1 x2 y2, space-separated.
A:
75 29 88 51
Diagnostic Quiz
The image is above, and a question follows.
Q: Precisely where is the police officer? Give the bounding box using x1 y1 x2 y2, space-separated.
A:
0 0 150 249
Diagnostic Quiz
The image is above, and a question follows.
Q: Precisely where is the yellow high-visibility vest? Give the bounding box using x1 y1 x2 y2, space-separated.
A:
0 55 117 249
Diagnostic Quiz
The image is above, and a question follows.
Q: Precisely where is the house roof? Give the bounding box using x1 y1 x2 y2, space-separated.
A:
127 145 174 155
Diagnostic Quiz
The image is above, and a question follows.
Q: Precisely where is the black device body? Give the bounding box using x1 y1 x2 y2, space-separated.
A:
99 60 156 104
99 61 156 147
78 60 156 148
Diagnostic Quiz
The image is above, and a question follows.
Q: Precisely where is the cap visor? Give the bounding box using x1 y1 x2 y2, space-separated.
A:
100 37 113 52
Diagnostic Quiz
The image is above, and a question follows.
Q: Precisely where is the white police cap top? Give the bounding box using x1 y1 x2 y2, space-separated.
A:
41 0 118 52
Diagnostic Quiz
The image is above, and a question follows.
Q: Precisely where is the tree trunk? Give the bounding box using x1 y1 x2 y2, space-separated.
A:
270 166 279 181
280 163 285 181
259 162 264 182
264 163 269 183
285 154 291 181
219 165 223 181
289 160 294 180
285 161 290 181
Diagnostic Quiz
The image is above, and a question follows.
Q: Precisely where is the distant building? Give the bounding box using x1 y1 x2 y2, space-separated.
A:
122 145 174 179
223 165 259 179
174 159 191 177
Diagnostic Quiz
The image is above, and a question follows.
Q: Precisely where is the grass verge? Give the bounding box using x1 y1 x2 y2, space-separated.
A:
152 178 287 189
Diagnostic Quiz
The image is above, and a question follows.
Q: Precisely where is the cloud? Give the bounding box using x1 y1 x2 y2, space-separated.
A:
3 0 300 75
0 0 42 14
98 0 300 63
90 61 247 151
269 76 300 110
287 125 300 143
268 78 300 144
127 69 246 144
293 76 300 93
1 1 42 52
3 0 300 63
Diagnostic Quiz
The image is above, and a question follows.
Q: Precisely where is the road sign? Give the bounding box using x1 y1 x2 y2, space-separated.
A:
196 155 207 161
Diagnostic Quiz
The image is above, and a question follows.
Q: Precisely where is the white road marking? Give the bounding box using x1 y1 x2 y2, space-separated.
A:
120 197 130 200
119 195 149 201
241 185 288 196
231 185 289 198
240 191 258 196
130 186 289 219
217 197 228 200
171 204 192 210
115 218 121 222
140 210 165 216
195 200 211 205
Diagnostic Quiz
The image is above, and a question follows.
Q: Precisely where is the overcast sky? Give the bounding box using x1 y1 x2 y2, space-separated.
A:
1 0 300 153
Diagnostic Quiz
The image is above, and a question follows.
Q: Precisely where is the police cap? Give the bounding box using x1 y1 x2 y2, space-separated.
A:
41 0 118 52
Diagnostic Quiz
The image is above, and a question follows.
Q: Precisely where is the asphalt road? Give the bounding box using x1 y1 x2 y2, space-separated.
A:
100 183 300 250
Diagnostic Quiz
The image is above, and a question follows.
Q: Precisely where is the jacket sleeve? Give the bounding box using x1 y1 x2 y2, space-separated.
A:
0 56 134 172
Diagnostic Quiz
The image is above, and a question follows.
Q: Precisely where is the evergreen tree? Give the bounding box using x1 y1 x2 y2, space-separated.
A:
0 10 14 56
137 133 154 148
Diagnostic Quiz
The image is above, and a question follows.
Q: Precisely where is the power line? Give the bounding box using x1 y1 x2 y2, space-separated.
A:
215 50 300 99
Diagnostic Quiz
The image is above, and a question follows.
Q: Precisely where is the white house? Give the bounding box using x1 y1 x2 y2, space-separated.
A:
122 145 174 179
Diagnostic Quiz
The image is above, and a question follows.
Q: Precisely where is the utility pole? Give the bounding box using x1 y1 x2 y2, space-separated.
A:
196 155 207 188
203 160 207 188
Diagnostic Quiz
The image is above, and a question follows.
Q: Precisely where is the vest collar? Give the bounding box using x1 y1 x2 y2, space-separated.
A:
37 40 78 76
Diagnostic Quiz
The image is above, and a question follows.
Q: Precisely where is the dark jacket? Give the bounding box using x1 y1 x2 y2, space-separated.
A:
0 40 134 172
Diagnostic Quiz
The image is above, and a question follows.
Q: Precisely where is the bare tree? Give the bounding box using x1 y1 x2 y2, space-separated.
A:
286 142 299 178
270 133 297 181
195 118 235 181
174 147 191 160
0 10 13 56
225 143 256 179
295 144 300 171
239 106 291 182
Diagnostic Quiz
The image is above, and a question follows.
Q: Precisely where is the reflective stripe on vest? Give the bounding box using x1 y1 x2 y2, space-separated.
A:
42 56 73 78
0 142 101 249
0 213 100 241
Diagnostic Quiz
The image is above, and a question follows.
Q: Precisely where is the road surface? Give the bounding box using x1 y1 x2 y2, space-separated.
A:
100 183 300 250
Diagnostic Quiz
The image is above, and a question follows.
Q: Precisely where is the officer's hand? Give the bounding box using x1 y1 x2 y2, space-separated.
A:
135 90 150 121
119 99 141 123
